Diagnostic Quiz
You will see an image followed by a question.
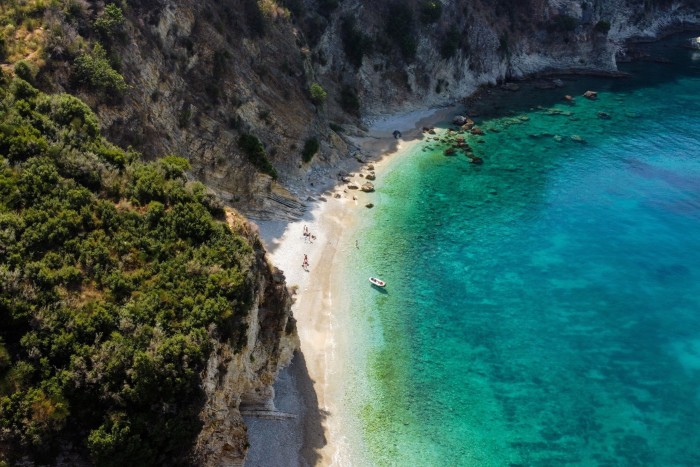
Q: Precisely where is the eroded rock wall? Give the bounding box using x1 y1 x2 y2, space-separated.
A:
311 0 700 117
194 213 299 466
49 1 698 220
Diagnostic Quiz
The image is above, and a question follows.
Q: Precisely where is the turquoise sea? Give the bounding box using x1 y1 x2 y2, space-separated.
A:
344 34 700 465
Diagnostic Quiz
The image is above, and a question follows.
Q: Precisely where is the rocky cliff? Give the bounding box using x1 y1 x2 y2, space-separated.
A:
310 0 700 115
5 1 700 465
118 1 700 216
195 212 299 466
31 1 700 221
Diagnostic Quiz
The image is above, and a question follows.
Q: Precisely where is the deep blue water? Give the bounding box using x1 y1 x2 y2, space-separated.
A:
350 34 700 465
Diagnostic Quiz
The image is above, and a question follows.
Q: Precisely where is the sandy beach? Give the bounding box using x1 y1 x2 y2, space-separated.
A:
245 105 459 466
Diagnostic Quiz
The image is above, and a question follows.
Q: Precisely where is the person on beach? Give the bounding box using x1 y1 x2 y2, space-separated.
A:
356 240 359 249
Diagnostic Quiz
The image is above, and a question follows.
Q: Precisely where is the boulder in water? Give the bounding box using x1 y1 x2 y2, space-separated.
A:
583 90 598 100
453 115 468 125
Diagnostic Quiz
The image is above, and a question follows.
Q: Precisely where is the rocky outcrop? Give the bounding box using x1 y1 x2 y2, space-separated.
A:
35 0 700 222
194 212 299 466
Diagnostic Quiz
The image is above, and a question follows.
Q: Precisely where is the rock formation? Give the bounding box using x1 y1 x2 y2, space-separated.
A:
194 213 299 466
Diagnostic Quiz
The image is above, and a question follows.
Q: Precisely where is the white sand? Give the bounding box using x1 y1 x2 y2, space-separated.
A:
247 105 459 466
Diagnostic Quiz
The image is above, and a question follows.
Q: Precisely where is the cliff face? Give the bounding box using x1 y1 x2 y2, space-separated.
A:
72 0 700 220
311 0 700 116
87 0 332 219
195 213 299 466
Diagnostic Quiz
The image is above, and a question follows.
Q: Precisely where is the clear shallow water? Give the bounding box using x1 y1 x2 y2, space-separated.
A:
348 35 700 466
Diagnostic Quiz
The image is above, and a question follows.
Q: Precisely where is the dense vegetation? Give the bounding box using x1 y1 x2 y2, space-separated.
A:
0 74 259 465
301 137 319 163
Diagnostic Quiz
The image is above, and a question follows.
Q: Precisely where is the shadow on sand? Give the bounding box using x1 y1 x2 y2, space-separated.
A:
293 351 328 466
244 351 327 466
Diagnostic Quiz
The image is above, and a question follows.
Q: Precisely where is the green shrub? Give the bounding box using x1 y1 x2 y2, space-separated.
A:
498 33 509 57
0 75 266 465
384 2 417 62
301 137 320 163
94 4 125 40
419 1 442 24
309 83 327 106
339 85 360 116
13 61 34 83
238 133 278 179
74 43 127 95
243 0 266 37
329 122 344 133
341 16 373 68
439 27 461 59
594 20 611 33
318 0 340 18
550 14 578 32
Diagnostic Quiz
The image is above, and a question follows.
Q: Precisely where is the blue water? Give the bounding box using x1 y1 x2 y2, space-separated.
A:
351 35 700 465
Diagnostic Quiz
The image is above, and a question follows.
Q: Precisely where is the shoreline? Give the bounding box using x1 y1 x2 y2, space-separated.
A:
246 105 457 466
241 32 700 466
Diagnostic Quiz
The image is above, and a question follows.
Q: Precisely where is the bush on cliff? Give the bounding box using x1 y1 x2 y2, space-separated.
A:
301 137 320 163
341 16 373 68
238 133 278 179
384 2 417 62
309 82 328 106
73 43 127 95
594 20 611 34
0 77 258 465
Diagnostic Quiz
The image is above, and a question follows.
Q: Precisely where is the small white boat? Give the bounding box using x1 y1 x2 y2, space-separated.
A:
369 277 386 287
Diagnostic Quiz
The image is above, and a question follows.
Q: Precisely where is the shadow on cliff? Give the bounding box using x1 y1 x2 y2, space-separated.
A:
292 351 328 466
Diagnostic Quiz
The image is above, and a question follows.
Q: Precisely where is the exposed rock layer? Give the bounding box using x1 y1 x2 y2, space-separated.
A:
58 0 700 220
194 212 299 466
